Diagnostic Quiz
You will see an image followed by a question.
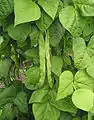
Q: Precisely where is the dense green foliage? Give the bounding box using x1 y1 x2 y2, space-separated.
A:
0 0 94 120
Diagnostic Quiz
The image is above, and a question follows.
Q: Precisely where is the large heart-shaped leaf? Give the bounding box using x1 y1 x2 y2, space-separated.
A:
14 0 41 25
33 102 60 120
59 6 85 36
72 89 94 111
0 86 16 108
8 23 31 42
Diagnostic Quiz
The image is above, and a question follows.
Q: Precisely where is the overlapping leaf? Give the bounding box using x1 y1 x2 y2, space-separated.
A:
74 70 94 91
57 71 73 100
59 6 85 36
0 59 11 79
36 10 53 33
33 102 60 120
26 66 40 85
73 0 94 16
72 89 94 111
51 56 63 76
14 0 41 25
38 0 60 19
14 92 28 113
0 0 13 26
0 86 16 108
73 37 91 69
8 23 31 42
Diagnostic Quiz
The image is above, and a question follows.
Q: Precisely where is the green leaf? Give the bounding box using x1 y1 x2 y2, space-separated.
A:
38 0 60 19
72 88 94 111
14 92 28 113
8 23 31 42
86 56 94 79
29 24 39 47
29 87 49 104
74 70 94 91
0 59 11 79
56 71 73 100
26 66 40 85
51 56 63 76
73 0 94 16
51 96 77 114
82 115 88 120
87 65 94 79
0 0 13 26
73 118 81 120
0 86 16 108
24 47 39 63
83 21 94 37
73 37 90 69
87 35 94 57
45 31 53 88
0 36 9 51
25 47 39 59
14 0 41 25
0 103 17 120
59 112 73 120
49 18 64 47
33 102 60 120
36 10 53 33
59 6 85 36
62 53 71 66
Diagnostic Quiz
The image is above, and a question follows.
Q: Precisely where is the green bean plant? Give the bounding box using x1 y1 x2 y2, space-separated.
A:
0 0 94 120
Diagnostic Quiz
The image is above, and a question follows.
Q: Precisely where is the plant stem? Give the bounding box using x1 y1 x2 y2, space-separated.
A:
12 45 19 78
88 112 92 120
15 52 19 77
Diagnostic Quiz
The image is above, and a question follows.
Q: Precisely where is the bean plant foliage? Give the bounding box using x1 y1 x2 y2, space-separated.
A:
0 0 94 120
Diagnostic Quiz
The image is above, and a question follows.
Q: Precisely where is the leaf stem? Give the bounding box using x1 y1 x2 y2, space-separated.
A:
88 112 92 120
